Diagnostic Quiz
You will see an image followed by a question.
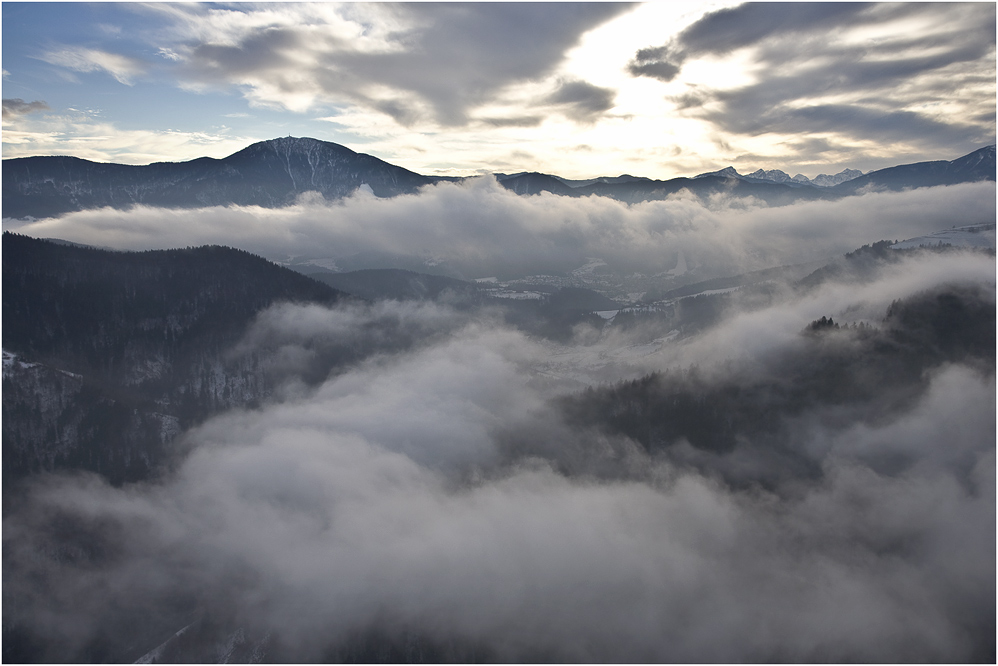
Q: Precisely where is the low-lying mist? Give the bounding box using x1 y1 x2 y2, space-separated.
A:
5 178 995 279
4 241 994 661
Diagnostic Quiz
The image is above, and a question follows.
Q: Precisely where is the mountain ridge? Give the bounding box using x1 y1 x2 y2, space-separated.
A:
3 139 994 219
2 137 439 219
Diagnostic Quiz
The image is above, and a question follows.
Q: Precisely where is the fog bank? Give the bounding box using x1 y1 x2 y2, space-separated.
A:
5 252 994 661
6 179 995 278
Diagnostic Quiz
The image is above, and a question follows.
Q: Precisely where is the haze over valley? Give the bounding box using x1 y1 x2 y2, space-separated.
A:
2 2 995 663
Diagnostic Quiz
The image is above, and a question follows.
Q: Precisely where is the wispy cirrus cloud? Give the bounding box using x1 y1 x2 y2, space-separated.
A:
40 46 147 85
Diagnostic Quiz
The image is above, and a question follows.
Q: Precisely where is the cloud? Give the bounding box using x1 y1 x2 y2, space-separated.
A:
230 299 478 395
40 47 147 85
479 115 544 128
672 3 874 64
4 265 994 661
1 98 49 120
651 250 997 376
630 2 996 154
6 175 995 281
543 79 617 123
628 4 878 84
159 3 633 126
4 3 993 179
3 180 995 660
628 44 684 82
0 110 256 164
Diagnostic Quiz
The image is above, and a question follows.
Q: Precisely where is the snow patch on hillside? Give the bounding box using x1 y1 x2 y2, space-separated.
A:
892 223 995 250
572 258 607 277
2 349 38 376
134 621 197 664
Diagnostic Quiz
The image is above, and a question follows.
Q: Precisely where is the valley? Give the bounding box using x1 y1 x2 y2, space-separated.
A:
3 140 995 664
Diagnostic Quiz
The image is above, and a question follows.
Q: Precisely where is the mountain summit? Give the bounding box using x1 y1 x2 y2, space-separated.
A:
2 137 437 219
221 137 434 198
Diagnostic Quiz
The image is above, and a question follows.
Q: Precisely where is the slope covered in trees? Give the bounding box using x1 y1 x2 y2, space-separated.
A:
561 283 995 488
2 233 345 484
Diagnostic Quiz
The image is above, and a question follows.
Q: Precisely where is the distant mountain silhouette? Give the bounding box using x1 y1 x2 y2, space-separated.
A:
573 174 830 205
520 146 994 205
831 145 996 194
3 139 993 219
2 137 439 219
496 172 577 196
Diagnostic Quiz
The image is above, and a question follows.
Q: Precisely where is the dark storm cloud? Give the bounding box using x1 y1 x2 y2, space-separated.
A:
631 2 996 153
543 79 617 123
2 98 50 119
177 3 633 126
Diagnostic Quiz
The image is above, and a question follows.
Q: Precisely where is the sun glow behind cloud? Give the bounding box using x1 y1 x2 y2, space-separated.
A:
1 2 994 177
313 2 750 178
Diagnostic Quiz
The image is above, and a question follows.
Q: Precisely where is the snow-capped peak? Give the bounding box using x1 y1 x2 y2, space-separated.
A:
694 166 741 179
747 168 792 183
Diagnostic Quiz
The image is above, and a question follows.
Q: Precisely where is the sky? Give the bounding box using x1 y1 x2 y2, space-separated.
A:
2 2 996 180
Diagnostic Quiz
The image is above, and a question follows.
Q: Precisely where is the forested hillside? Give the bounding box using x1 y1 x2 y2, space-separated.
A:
561 283 995 489
2 233 345 485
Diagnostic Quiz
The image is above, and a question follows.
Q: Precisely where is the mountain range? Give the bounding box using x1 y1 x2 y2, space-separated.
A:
694 165 864 187
1 137 450 219
2 138 994 219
